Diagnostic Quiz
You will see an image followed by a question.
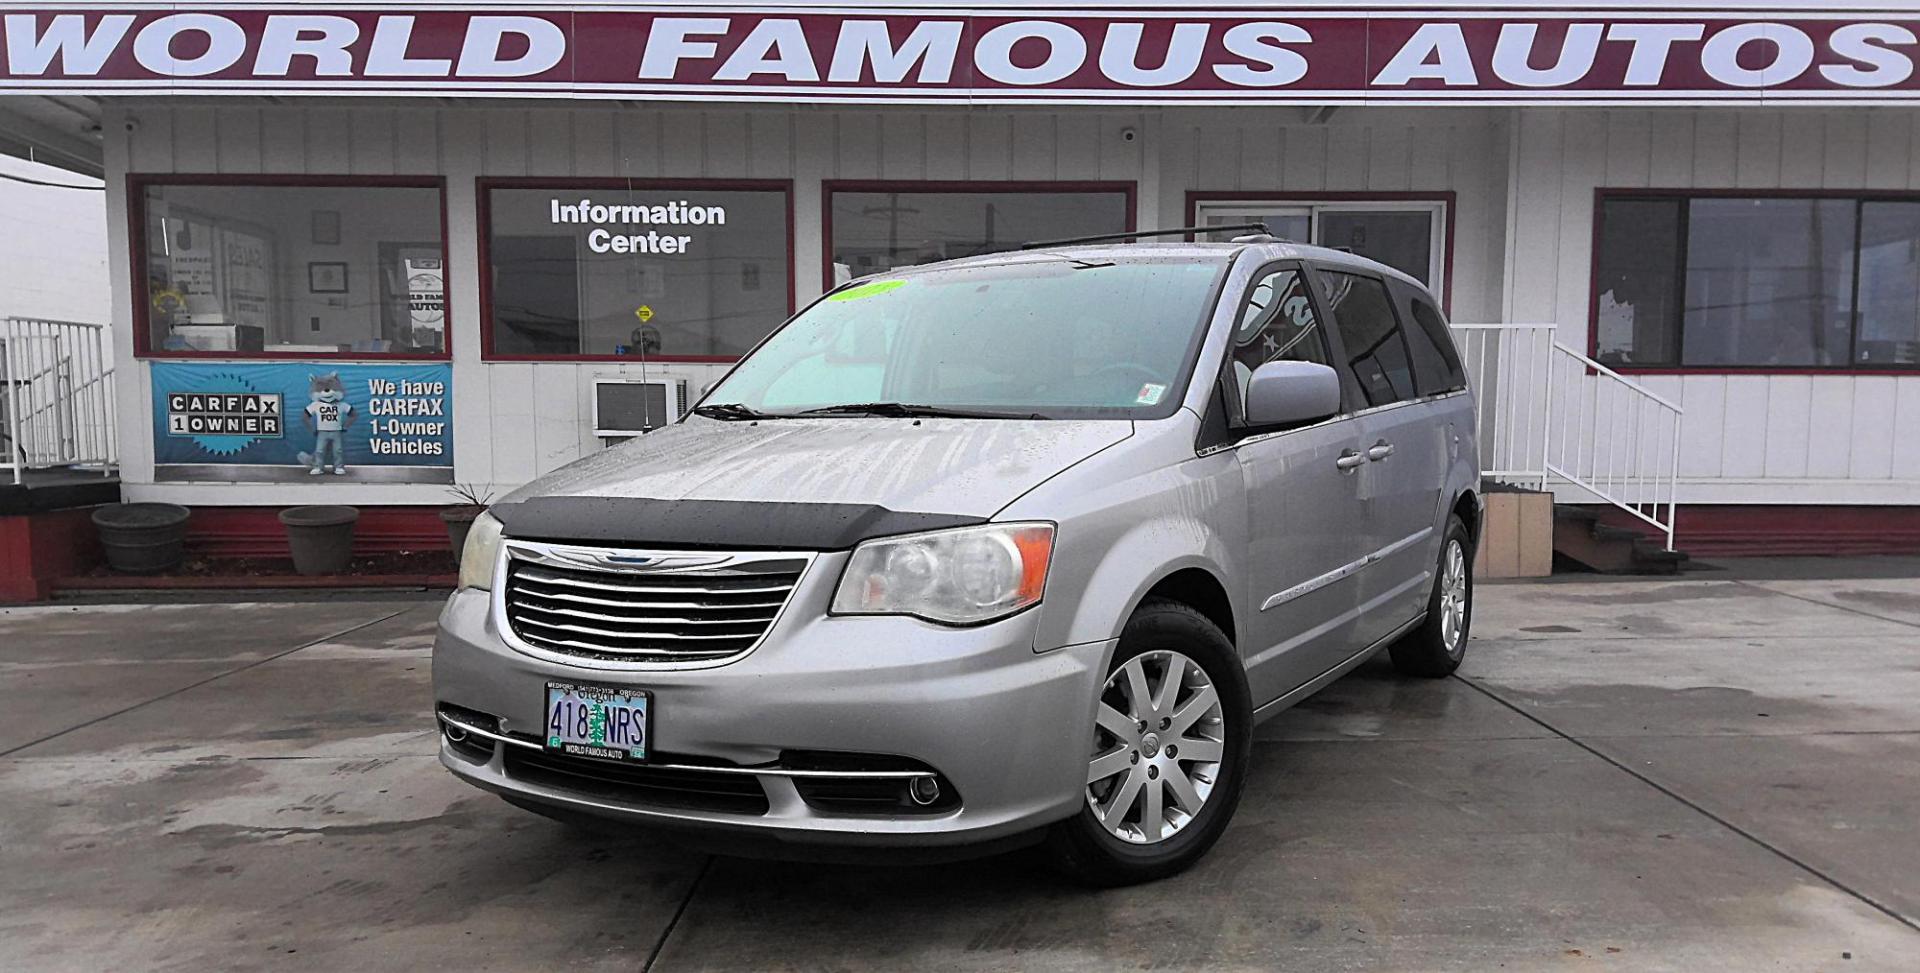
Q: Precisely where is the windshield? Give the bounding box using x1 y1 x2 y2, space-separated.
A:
701 254 1229 419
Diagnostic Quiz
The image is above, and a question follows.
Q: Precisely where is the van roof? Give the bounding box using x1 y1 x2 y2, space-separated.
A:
863 239 1429 294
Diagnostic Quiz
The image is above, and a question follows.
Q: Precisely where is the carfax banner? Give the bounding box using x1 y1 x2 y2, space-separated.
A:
2 5 1919 105
150 361 453 483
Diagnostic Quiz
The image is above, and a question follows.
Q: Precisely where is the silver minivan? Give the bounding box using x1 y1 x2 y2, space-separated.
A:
434 232 1480 885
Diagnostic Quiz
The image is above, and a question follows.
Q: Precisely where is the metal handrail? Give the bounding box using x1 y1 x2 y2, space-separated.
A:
3 316 117 484
1449 322 1683 552
1552 341 1684 413
1545 340 1683 552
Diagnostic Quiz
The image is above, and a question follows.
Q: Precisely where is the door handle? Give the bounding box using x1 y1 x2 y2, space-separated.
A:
1367 440 1395 462
1335 450 1366 471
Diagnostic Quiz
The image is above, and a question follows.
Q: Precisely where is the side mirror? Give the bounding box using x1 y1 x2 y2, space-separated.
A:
1244 360 1342 427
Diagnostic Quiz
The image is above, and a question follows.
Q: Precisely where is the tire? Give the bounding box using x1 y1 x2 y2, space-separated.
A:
1045 597 1253 887
1388 514 1474 678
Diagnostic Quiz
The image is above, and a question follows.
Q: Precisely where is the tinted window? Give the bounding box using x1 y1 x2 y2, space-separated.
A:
1593 194 1914 369
1594 197 1683 366
1227 267 1330 416
1392 280 1466 394
828 189 1129 280
1320 271 1416 406
1685 198 1854 367
1855 201 1920 366
139 182 445 355
485 185 791 358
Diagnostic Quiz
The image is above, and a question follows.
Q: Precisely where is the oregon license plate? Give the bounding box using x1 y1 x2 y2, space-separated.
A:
544 681 650 762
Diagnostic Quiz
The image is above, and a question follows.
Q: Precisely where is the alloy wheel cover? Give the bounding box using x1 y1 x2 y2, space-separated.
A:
1440 539 1469 655
1085 649 1227 844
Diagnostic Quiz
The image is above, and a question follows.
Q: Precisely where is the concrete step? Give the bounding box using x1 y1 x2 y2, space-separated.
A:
1552 504 1690 575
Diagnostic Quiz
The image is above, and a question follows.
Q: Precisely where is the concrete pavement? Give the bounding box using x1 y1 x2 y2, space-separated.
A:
1 577 1917 971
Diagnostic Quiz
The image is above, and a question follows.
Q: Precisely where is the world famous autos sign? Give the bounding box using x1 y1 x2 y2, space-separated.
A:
151 362 453 483
3 5 1920 105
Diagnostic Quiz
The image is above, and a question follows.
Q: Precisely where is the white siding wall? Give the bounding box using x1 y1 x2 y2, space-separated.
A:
1160 107 1509 324
0 156 108 324
1507 107 1920 505
102 100 1914 507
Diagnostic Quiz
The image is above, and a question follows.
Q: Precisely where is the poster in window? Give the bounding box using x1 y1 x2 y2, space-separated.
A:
168 219 218 322
150 361 453 483
221 227 273 331
405 256 446 340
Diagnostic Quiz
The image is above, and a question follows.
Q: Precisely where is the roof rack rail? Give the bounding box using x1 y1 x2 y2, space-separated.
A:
1019 223 1274 249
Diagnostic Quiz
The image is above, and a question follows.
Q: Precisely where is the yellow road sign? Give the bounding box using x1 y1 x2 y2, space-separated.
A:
634 305 655 323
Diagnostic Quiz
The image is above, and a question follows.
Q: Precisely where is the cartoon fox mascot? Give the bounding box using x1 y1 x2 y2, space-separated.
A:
296 372 355 475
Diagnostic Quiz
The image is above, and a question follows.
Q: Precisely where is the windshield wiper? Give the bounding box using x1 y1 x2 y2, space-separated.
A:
792 402 1050 420
692 402 787 421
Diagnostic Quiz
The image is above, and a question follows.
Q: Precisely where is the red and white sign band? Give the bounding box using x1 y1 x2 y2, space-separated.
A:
4 5 1920 104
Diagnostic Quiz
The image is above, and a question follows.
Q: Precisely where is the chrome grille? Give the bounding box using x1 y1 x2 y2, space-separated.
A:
500 541 809 665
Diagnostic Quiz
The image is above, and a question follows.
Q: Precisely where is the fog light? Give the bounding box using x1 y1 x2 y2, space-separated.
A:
444 725 469 743
908 776 941 806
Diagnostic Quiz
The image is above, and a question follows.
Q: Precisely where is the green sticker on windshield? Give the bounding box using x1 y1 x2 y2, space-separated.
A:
829 279 907 301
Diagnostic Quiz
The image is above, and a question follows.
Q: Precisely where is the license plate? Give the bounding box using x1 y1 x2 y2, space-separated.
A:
544 681 650 762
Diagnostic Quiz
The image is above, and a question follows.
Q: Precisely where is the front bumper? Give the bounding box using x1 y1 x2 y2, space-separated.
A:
432 576 1111 850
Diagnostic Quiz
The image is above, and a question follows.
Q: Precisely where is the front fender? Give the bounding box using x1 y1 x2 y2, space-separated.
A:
1004 445 1247 655
1058 536 1241 652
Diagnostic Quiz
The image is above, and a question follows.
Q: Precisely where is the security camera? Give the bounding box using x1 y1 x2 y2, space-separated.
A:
1119 127 1138 143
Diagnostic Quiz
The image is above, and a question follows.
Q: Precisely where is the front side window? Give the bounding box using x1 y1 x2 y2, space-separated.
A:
1227 267 1330 416
1320 271 1416 407
137 181 445 356
828 185 1131 282
483 182 791 359
1594 194 1919 369
704 254 1228 419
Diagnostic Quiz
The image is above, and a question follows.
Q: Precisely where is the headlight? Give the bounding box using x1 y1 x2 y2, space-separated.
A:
457 511 504 591
831 523 1054 625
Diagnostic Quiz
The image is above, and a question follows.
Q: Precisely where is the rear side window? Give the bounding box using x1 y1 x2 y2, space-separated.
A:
1392 280 1467 394
1319 271 1416 407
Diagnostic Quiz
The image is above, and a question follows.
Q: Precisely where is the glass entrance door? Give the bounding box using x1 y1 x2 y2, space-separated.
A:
1196 201 1446 302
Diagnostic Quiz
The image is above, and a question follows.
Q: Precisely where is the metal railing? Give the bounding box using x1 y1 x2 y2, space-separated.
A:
1542 341 1682 552
1449 322 1682 551
3 317 117 484
1448 323 1555 487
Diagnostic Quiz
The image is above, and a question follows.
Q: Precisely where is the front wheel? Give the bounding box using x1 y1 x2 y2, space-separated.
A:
1388 514 1474 678
1045 598 1252 886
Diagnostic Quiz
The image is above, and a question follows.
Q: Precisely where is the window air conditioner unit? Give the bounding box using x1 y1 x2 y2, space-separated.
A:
592 378 688 437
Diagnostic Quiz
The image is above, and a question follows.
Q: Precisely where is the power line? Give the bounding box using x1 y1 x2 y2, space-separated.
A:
0 169 104 191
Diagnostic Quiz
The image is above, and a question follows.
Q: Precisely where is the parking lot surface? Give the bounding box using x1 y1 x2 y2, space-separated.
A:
2 575 1918 971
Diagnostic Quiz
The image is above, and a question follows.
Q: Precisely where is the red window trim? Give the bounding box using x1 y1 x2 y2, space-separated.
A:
476 176 796 364
821 179 1139 293
1590 187 1920 377
1183 190 1457 318
129 173 452 361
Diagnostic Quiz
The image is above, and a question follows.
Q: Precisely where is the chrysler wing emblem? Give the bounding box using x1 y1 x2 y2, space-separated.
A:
578 551 733 572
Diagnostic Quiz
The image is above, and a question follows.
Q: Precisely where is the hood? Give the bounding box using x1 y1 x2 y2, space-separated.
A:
506 416 1133 518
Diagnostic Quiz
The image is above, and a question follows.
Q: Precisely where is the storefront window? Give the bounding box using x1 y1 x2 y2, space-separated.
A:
827 184 1132 282
1193 198 1449 303
137 180 446 357
483 181 790 360
1594 194 1918 369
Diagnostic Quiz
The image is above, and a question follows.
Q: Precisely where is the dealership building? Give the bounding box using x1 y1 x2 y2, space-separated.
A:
4 1 1920 572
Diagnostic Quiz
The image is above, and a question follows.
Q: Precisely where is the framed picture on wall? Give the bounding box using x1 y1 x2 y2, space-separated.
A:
311 210 341 245
308 261 349 293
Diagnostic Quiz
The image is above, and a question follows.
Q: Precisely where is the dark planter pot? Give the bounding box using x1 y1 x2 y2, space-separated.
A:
90 502 191 574
441 505 484 561
278 505 360 576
